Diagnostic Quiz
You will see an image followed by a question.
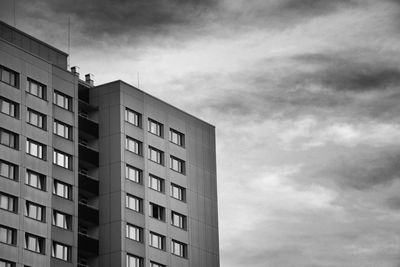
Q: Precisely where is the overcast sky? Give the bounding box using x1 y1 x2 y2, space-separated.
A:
2 0 400 266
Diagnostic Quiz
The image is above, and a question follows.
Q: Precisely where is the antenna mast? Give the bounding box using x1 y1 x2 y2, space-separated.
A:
13 0 16 27
68 16 71 68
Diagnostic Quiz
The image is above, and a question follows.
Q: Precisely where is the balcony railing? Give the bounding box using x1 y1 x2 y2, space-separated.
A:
78 233 99 255
78 202 99 225
79 143 99 167
79 172 99 196
78 115 99 139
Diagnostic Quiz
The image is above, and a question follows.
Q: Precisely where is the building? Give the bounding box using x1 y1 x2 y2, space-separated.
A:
0 20 219 267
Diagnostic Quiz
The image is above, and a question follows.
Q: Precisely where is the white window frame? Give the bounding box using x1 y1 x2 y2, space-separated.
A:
126 254 142 267
126 224 142 242
53 150 72 170
126 137 142 155
53 180 71 199
52 242 70 261
149 175 163 192
53 91 72 111
149 232 165 250
53 120 72 140
0 97 17 118
25 170 45 190
0 225 15 245
0 193 16 212
25 234 43 254
171 240 186 258
26 139 45 159
125 165 141 184
172 211 186 229
148 119 163 137
170 184 185 202
52 210 70 229
169 129 184 147
27 109 45 129
125 108 141 127
126 194 142 213
0 160 17 180
25 201 44 221
0 129 17 149
148 146 163 165
27 79 46 100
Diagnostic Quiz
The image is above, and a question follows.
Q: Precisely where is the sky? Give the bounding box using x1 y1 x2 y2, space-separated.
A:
2 0 400 266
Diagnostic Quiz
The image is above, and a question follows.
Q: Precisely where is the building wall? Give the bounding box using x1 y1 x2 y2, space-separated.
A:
92 81 219 267
0 37 79 267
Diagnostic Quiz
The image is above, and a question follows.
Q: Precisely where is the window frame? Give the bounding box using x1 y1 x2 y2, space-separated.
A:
150 262 166 267
170 183 186 202
53 120 73 140
53 150 72 170
0 97 18 118
148 118 163 137
171 239 187 258
0 225 16 246
125 108 141 127
169 128 185 147
126 254 143 267
25 201 45 222
0 160 18 181
126 223 143 242
126 194 142 213
171 211 187 230
53 90 72 111
0 192 17 213
148 174 164 193
26 108 46 130
149 202 165 221
53 180 72 200
25 169 46 191
24 233 45 254
125 164 142 184
26 139 46 160
170 156 185 174
148 146 164 165
26 78 46 100
52 210 72 230
149 232 165 250
52 241 71 261
125 136 142 155
0 65 19 88
0 128 18 149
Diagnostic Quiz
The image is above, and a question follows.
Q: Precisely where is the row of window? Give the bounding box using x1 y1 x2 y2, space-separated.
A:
126 137 185 174
0 65 72 110
125 164 186 201
0 192 71 227
0 134 72 168
0 226 71 261
125 225 187 256
125 108 185 147
126 195 187 230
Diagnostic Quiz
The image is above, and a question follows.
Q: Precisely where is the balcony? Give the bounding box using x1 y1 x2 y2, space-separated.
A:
78 233 99 255
79 143 99 167
78 202 99 225
79 115 99 139
79 173 99 196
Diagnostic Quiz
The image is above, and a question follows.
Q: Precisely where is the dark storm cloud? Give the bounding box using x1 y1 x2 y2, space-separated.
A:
294 53 400 92
32 0 218 38
312 149 400 191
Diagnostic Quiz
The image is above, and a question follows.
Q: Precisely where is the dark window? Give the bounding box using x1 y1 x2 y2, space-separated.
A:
149 203 165 221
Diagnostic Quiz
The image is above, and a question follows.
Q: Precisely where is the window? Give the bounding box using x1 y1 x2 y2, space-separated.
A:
53 120 72 140
0 160 18 181
126 254 143 267
149 203 165 221
0 97 18 118
52 242 71 261
25 201 45 222
26 79 46 100
150 262 165 267
126 137 142 155
125 164 142 184
169 129 184 147
148 119 163 137
170 184 185 202
0 259 15 267
171 211 186 230
171 240 187 258
27 109 46 130
149 174 164 193
170 156 185 174
0 192 17 212
53 180 72 199
126 224 142 242
52 210 71 230
53 91 72 111
0 225 16 245
0 65 18 87
25 170 45 190
125 108 141 127
53 150 72 170
24 233 45 254
26 139 46 159
149 232 165 250
126 194 142 213
0 128 18 149
148 146 163 165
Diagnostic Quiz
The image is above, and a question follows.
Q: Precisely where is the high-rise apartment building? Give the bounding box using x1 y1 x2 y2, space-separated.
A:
0 20 219 267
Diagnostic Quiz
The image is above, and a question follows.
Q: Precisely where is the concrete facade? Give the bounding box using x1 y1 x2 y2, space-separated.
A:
0 20 219 267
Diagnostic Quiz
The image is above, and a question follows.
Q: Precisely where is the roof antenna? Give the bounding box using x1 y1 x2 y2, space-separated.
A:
68 16 71 69
13 0 16 27
137 72 140 88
